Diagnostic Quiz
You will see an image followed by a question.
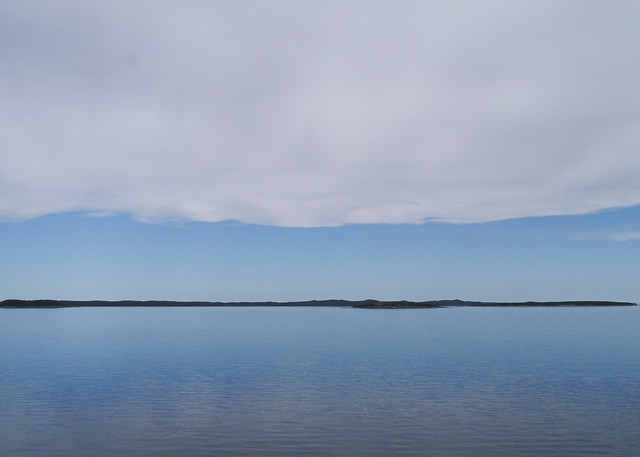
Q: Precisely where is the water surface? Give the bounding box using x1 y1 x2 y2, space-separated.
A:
1 306 639 456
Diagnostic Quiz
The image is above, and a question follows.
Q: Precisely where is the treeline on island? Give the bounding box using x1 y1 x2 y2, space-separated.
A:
1 299 637 309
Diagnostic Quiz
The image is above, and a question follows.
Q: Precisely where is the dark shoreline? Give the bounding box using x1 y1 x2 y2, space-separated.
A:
1 299 636 309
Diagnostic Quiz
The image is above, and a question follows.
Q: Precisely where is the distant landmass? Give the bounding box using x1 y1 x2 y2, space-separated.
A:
1 299 636 309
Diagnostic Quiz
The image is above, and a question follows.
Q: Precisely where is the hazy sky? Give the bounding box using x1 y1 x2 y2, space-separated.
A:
1 1 639 301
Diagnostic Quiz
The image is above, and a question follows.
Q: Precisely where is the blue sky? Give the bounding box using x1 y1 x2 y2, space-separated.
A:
1 207 639 302
1 2 639 302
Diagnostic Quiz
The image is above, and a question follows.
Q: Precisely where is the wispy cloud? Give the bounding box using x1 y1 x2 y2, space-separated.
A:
2 1 640 226
611 232 640 242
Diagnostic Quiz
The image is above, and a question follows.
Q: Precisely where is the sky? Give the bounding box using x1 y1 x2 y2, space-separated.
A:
1 1 639 302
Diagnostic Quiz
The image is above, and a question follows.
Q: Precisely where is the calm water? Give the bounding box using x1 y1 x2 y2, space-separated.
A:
1 306 639 456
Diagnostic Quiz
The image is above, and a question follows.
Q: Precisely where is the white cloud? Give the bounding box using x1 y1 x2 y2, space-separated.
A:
612 232 640 242
2 1 640 226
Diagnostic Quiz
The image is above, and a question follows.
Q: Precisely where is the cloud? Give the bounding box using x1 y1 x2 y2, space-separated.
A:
2 1 640 226
611 232 640 242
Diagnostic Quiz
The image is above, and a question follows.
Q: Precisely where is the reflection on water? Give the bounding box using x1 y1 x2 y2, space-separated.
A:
1 307 639 456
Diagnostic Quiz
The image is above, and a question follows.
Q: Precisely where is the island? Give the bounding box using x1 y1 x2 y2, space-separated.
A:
354 300 638 308
0 299 636 309
352 301 444 309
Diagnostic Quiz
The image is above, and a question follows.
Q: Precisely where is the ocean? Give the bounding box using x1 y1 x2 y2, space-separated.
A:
1 306 639 456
